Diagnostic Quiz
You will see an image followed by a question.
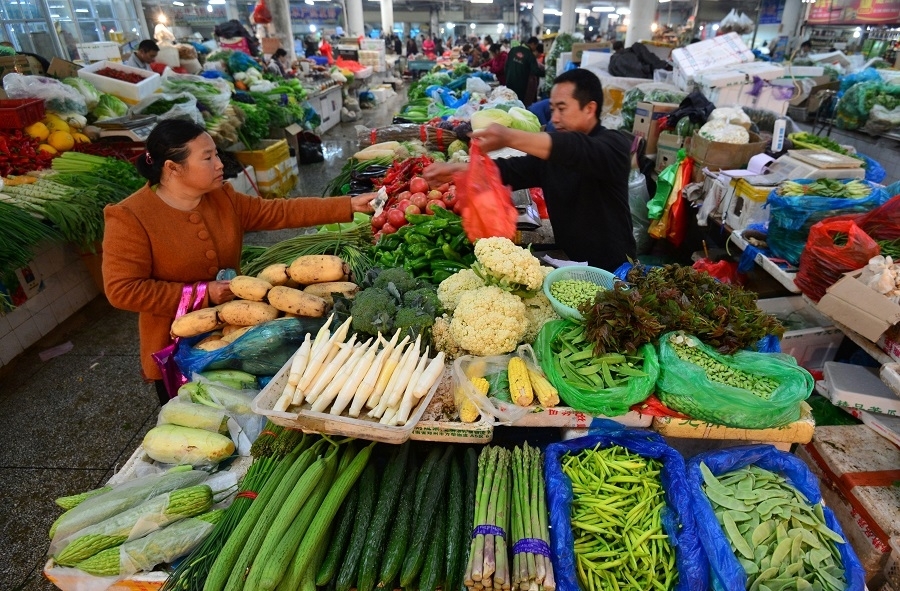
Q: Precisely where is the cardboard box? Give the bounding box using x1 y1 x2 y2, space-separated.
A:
46 57 80 79
571 42 610 62
818 269 900 344
823 362 900 417
632 101 678 155
796 425 900 580
655 132 687 172
261 37 281 55
651 400 814 443
688 131 768 171
757 296 844 369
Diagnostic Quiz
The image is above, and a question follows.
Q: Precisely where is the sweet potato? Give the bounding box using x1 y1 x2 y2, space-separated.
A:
221 326 252 343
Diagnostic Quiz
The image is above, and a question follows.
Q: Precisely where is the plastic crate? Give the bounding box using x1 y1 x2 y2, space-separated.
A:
0 98 45 128
228 139 290 170
885 537 900 591
543 265 617 320
77 60 161 104
757 296 843 369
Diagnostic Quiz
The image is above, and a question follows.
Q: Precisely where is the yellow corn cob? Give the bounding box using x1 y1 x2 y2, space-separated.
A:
508 358 533 407
458 377 487 423
527 367 560 407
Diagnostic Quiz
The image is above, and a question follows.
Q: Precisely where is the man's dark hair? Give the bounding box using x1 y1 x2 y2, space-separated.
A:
526 36 539 46
489 43 501 54
800 40 812 49
273 48 287 59
612 40 624 52
553 68 604 119
137 39 160 53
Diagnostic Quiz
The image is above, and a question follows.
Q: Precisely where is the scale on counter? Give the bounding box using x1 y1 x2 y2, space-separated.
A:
767 149 866 181
95 114 157 142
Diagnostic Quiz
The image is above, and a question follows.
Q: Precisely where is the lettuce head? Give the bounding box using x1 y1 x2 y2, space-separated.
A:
508 107 541 132
93 93 128 121
471 108 513 131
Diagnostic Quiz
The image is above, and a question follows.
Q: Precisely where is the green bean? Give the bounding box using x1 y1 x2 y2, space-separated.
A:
549 279 604 311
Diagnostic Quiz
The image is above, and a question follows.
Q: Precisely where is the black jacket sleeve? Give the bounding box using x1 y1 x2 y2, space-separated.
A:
495 155 543 191
547 129 630 180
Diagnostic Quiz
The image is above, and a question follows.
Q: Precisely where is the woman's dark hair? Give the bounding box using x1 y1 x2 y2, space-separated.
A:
135 120 208 185
489 43 501 54
553 68 604 119
273 48 287 59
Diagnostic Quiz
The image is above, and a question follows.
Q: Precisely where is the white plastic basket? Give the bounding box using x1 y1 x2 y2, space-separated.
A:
543 265 618 320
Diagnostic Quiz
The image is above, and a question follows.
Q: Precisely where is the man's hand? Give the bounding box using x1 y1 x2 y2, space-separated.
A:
470 123 511 153
208 280 235 305
350 192 378 213
424 162 467 186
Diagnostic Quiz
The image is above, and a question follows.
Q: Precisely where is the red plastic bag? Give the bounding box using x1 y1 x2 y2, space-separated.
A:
529 187 549 219
853 194 900 240
252 0 272 24
692 258 742 284
453 140 517 241
795 219 880 302
667 157 693 247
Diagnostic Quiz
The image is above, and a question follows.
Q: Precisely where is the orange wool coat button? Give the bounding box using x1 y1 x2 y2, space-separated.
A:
206 250 216 260
208 266 218 275
189 213 201 223
198 230 210 240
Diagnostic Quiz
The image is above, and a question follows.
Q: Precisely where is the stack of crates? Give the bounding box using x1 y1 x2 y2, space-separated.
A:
228 140 297 198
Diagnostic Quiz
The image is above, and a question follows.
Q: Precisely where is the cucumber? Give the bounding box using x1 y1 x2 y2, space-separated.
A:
315 486 359 586
378 464 419 588
444 454 465 591
357 442 410 591
400 446 454 587
335 461 378 591
412 447 442 523
419 489 447 591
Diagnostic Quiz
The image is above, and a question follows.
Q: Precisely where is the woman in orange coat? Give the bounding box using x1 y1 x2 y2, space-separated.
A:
102 120 375 404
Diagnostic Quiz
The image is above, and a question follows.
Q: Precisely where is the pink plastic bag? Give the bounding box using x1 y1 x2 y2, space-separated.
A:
152 282 207 398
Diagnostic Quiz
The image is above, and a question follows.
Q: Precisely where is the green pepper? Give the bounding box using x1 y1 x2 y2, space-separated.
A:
406 213 433 225
405 233 430 244
431 207 459 221
441 243 464 262
450 233 469 251
432 270 454 283
410 225 439 237
430 259 468 273
424 247 445 260
407 243 431 257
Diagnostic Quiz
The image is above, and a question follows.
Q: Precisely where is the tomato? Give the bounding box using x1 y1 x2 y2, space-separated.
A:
396 190 411 202
397 199 411 211
371 212 387 229
443 193 457 207
437 183 451 193
382 223 397 234
427 189 443 201
409 177 429 194
410 193 428 209
405 204 421 216
426 200 445 214
387 208 407 228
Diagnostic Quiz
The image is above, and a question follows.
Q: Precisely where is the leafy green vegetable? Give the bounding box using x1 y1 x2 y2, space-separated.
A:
92 94 128 121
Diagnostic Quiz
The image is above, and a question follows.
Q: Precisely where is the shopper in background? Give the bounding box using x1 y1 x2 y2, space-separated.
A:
434 35 444 56
393 34 403 55
267 47 290 77
425 68 634 271
505 37 544 106
320 36 334 65
103 120 377 405
422 35 436 59
483 43 508 84
406 36 418 57
125 39 159 71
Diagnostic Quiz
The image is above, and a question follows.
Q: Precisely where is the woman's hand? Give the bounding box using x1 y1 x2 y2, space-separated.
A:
350 192 379 213
208 280 235 305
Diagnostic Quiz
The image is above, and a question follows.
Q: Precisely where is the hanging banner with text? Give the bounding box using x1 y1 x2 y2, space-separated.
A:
759 0 785 25
807 0 900 25
289 4 343 22
463 3 504 22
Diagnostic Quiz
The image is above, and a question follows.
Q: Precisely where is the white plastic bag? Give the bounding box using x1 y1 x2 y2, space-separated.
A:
466 76 491 95
2 73 87 115
129 92 204 126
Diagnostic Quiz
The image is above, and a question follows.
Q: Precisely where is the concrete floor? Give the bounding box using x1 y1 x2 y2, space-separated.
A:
0 87 409 591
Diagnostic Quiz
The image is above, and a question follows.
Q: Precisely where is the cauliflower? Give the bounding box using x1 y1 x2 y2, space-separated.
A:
450 286 527 356
522 291 560 343
437 269 485 312
432 314 468 359
473 237 544 294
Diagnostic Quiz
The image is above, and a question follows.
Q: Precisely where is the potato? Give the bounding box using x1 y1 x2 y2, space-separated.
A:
221 324 242 337
302 281 359 305
172 308 221 337
267 286 328 317
197 332 223 346
221 326 252 343
218 300 279 326
195 339 229 351
288 254 349 284
257 263 290 286
230 275 272 302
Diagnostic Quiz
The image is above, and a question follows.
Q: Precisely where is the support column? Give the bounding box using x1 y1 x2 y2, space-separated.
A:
381 0 394 36
532 0 544 37
780 0 804 44
430 10 438 37
225 0 239 21
269 0 293 58
624 0 653 46
560 0 576 34
347 0 365 38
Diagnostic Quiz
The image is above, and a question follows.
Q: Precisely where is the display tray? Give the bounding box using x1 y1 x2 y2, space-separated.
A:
411 370 494 443
251 354 441 444
509 407 653 428
651 401 815 444
881 363 900 399
728 230 800 293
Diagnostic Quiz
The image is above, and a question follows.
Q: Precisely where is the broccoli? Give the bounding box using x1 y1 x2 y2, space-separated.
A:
350 288 396 335
372 267 418 295
403 287 442 316
394 306 435 340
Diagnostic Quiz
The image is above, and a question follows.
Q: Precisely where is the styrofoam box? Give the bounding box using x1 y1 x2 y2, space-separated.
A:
77 60 161 103
76 41 121 63
823 361 900 416
757 297 843 369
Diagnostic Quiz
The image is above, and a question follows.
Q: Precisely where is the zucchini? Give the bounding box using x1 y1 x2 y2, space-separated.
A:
444 454 465 591
357 442 410 591
378 463 419 588
335 461 379 591
315 486 359 586
419 489 447 591
400 446 454 587
279 442 375 591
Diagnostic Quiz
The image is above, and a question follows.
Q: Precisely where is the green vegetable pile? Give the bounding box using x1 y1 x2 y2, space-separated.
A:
232 102 270 149
668 333 778 399
142 96 190 115
372 208 474 284
563 444 677 591
777 179 870 198
700 463 849 591
549 321 648 390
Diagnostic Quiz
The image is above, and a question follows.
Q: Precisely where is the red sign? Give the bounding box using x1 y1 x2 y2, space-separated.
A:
807 0 900 25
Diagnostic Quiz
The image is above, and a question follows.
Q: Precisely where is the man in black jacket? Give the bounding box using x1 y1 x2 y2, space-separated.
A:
424 68 635 271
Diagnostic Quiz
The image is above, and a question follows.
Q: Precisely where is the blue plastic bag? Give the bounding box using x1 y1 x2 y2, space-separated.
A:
858 153 886 184
687 445 866 591
839 67 882 92
544 421 707 591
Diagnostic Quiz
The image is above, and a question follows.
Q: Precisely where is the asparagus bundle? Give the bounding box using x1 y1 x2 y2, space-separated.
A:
511 443 555 591
466 447 511 591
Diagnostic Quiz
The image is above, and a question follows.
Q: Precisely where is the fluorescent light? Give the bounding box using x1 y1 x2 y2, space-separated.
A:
310 24 317 31
209 0 226 4
659 0 670 3
497 23 504 29
592 6 614 12
471 0 493 4
712 23 719 30
542 8 561 15
75 8 88 11
607 13 618 20
470 22 476 28
447 22 454 27
588 25 593 30
575 8 590 14
206 5 212 11
50 13 60 17
172 2 183 5
615 7 629 14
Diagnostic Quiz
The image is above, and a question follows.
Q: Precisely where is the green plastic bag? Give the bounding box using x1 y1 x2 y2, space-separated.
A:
656 331 813 429
534 320 658 416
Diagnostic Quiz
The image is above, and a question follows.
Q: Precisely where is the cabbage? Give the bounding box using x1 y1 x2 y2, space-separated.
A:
471 108 513 130
63 77 101 110
448 139 468 157
93 93 128 121
508 107 541 132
